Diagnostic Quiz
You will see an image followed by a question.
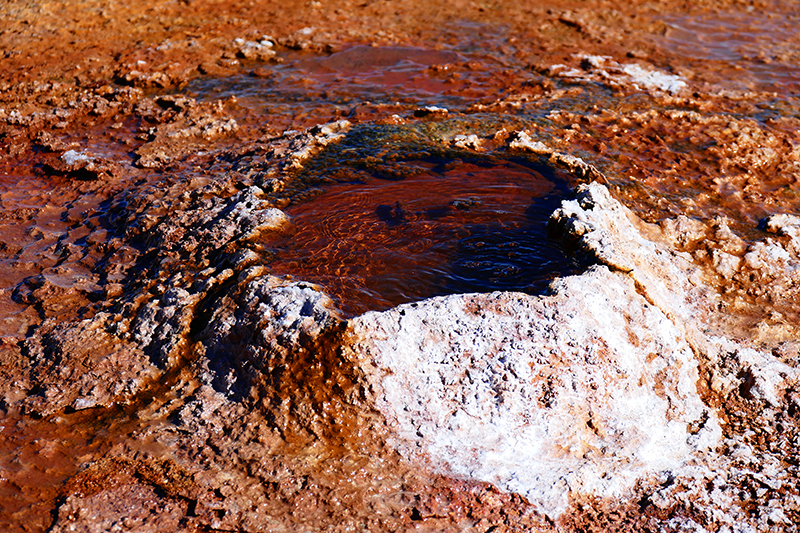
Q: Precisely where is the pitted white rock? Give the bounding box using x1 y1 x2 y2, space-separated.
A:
347 266 721 518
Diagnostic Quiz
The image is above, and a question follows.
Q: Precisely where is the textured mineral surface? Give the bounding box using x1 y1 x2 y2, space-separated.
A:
3 1 800 532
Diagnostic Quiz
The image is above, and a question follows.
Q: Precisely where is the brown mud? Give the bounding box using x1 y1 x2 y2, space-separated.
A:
2 0 800 531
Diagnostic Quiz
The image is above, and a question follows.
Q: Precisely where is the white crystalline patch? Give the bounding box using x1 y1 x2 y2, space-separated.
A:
621 63 687 94
547 64 585 77
764 213 800 238
286 120 351 167
348 267 720 519
548 56 687 94
61 149 93 165
508 131 550 154
583 55 610 68
452 134 482 150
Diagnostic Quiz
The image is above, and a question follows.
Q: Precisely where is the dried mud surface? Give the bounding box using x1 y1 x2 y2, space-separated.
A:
2 0 800 532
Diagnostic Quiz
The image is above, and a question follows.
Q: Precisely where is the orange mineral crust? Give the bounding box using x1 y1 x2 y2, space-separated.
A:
1 1 800 532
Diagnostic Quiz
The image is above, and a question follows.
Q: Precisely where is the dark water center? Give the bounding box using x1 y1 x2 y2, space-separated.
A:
181 41 585 316
265 156 579 316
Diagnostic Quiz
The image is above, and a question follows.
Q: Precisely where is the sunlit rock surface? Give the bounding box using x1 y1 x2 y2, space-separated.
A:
6 1 800 530
33 134 800 532
345 182 800 528
20 313 158 415
347 267 720 518
345 183 726 518
8 113 800 531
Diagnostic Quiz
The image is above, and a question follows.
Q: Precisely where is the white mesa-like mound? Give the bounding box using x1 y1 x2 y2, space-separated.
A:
346 187 722 518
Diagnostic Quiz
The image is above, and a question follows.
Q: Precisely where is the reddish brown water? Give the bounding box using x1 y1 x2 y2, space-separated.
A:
0 159 72 338
267 157 578 316
0 41 549 531
661 11 800 92
0 409 155 532
185 42 538 129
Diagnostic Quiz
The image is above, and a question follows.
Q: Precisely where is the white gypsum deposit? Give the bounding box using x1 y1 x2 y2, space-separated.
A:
345 181 800 528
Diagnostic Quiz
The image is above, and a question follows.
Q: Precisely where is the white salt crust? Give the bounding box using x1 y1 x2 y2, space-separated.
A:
348 267 721 518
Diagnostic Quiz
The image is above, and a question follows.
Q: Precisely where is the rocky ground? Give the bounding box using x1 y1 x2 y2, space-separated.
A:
2 0 800 531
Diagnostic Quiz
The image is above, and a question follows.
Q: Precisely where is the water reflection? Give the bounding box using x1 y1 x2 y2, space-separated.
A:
660 11 800 92
264 156 580 316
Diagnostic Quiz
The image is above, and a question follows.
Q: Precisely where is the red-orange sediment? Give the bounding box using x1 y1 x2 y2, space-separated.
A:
2 0 800 531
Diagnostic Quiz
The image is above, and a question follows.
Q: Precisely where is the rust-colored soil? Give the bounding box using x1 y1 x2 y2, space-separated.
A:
3 0 800 531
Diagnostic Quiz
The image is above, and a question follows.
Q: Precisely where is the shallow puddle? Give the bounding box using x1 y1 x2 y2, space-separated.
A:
183 43 538 129
0 409 154 532
266 156 578 316
4 3 800 530
661 10 800 93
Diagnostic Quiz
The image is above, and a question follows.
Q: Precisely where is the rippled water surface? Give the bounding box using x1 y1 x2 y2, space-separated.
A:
4 4 800 530
266 156 577 315
181 39 589 314
662 10 800 92
184 41 539 128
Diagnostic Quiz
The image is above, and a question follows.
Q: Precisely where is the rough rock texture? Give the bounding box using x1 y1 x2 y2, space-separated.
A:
19 313 157 415
549 183 719 340
49 457 197 533
134 96 239 169
4 1 800 528
543 55 687 94
15 135 800 533
344 182 800 530
347 267 721 518
199 271 345 404
544 185 800 532
42 148 121 180
734 214 800 326
51 485 190 533
2 183 291 416
257 120 352 192
129 287 202 368
509 131 606 182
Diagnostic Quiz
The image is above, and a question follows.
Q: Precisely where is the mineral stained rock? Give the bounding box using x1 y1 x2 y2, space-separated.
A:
347 267 721 518
21 313 157 415
345 182 800 529
199 272 345 405
37 141 800 532
345 182 724 519
6 1 800 530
